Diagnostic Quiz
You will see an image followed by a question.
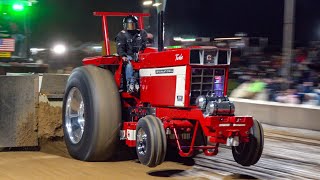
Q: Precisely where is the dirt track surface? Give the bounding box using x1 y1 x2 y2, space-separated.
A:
0 127 320 179
0 142 194 180
0 152 194 180
0 141 201 180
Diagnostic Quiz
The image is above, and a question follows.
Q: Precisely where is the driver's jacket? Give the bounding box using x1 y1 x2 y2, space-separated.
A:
115 29 147 59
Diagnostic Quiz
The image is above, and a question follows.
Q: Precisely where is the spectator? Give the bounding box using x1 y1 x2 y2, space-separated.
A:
275 88 300 104
228 45 320 106
9 21 26 57
303 93 319 105
314 85 320 105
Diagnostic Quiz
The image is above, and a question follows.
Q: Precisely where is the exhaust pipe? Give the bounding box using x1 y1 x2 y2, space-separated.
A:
158 10 164 52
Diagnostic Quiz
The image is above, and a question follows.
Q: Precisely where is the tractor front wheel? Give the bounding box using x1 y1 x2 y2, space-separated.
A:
232 119 264 166
136 115 167 167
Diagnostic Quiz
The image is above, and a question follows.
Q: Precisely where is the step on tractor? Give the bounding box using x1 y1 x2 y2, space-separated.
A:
62 11 264 167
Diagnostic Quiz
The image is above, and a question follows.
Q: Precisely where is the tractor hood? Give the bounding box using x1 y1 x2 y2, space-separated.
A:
140 46 231 68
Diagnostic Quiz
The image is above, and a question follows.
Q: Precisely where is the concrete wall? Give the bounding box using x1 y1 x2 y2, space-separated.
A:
40 74 69 99
0 74 68 148
231 98 320 131
0 75 39 147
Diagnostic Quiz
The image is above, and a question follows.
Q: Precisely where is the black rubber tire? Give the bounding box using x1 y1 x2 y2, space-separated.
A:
136 115 167 167
232 119 264 166
62 65 121 161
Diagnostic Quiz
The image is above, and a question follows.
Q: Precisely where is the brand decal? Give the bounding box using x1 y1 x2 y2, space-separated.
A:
206 54 212 61
155 69 174 74
175 54 183 61
177 96 183 101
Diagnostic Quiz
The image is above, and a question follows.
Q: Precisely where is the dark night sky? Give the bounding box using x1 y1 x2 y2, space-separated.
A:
30 0 142 46
166 0 284 45
29 0 320 48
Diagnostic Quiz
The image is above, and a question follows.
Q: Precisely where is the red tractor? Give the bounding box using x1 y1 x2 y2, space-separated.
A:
62 11 264 167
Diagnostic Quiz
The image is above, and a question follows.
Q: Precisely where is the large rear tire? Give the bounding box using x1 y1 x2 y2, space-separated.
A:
62 65 121 161
136 115 167 167
232 119 264 166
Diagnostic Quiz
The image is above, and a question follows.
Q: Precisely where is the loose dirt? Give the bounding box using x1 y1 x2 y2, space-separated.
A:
36 99 68 157
15 112 38 147
37 101 63 140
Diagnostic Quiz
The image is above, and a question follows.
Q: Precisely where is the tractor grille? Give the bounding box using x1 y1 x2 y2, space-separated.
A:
190 68 225 105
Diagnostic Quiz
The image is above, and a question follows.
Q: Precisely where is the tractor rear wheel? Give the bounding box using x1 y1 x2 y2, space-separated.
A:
62 65 121 161
136 115 167 167
232 119 264 166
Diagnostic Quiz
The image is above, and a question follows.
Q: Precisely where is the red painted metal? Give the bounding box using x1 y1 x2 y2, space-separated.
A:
82 56 120 66
224 66 229 95
143 47 158 53
123 122 137 147
156 107 252 144
163 120 194 129
93 12 150 55
94 12 150 18
173 121 199 157
80 11 256 158
190 146 218 150
138 16 144 30
138 48 190 68
114 61 123 87
203 144 219 156
102 16 110 55
140 76 176 107
184 65 192 107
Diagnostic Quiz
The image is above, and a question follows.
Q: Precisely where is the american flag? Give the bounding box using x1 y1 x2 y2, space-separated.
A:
0 38 15 52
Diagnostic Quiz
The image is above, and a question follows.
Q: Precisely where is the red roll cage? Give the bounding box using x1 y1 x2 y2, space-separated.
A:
93 12 150 56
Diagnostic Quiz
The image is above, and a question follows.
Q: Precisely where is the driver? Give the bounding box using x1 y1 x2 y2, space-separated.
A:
115 15 147 92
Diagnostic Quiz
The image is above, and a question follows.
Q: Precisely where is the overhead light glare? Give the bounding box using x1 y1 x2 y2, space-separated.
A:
143 1 153 6
152 3 162 6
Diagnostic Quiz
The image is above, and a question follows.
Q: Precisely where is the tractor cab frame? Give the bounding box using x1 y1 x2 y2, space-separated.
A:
62 11 264 168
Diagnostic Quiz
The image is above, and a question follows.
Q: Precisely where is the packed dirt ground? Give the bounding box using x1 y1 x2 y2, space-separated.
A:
0 152 193 179
1 134 319 179
1 98 319 179
0 139 200 180
1 125 319 179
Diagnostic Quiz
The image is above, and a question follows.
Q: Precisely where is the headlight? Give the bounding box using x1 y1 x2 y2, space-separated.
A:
52 44 66 55
195 95 207 109
205 101 217 116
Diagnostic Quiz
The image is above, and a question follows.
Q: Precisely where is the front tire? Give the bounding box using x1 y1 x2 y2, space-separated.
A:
62 65 121 161
232 119 264 166
136 115 167 167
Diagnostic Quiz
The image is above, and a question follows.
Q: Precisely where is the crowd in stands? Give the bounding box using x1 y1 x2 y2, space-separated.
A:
229 46 320 106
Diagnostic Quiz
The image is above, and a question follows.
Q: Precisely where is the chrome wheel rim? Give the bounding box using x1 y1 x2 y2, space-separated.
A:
137 128 147 155
65 87 85 144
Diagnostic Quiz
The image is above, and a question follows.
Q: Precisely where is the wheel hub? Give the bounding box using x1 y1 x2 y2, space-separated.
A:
137 128 147 155
65 87 85 144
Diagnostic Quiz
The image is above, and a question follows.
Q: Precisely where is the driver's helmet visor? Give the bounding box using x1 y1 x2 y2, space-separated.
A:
125 22 138 30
